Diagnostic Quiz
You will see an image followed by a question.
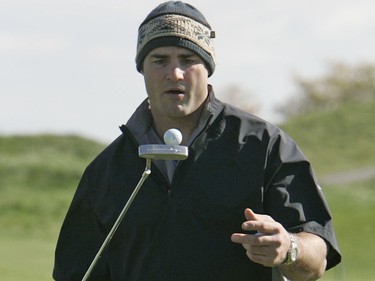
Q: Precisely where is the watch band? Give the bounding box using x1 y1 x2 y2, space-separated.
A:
283 233 298 265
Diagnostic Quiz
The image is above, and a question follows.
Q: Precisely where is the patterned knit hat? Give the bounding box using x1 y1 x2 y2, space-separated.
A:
136 1 216 76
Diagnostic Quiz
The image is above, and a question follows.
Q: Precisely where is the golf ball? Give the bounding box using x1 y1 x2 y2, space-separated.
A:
163 128 182 145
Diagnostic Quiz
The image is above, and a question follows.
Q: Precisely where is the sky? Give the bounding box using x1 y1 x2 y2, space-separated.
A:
1 0 374 143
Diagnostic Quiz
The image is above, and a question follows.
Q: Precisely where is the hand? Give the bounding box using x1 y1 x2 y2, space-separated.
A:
231 208 291 267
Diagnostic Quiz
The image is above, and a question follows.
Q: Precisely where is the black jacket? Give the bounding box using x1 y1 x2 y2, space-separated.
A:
53 91 341 281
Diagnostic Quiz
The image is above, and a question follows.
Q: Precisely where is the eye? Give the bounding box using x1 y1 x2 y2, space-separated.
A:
183 58 194 64
153 58 166 65
181 57 196 65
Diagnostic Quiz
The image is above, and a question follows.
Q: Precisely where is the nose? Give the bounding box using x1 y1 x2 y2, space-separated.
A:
166 62 184 81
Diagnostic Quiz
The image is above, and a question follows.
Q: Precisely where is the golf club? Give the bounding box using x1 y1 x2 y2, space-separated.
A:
81 129 187 281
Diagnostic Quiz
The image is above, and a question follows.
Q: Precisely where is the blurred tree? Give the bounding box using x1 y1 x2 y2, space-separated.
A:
216 84 261 115
277 62 375 119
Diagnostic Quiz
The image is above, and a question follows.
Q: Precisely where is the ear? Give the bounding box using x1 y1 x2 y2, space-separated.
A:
139 65 144 74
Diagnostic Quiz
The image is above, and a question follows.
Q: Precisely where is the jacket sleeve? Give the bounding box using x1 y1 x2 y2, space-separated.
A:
264 129 341 270
53 166 110 281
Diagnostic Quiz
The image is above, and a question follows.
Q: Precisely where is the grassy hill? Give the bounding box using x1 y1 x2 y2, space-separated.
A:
0 134 106 239
280 101 375 175
0 101 374 280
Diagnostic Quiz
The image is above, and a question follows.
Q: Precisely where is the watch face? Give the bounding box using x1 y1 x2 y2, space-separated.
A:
291 250 297 261
283 234 298 265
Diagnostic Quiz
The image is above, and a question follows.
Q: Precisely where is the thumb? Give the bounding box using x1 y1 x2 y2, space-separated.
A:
245 208 275 223
244 208 258 221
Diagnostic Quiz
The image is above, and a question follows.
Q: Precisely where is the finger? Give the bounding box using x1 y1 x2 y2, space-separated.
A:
246 245 267 258
244 208 257 221
231 233 267 247
231 233 281 267
246 251 274 267
244 208 274 222
242 220 281 235
244 243 274 266
245 242 284 267
231 233 252 245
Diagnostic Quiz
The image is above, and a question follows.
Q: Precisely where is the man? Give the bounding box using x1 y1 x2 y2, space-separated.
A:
53 1 341 280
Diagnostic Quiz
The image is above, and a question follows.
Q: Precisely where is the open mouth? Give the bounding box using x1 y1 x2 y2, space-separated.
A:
165 88 185 95
164 87 186 99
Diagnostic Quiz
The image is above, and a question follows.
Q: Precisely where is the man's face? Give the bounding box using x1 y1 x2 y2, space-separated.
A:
142 46 209 122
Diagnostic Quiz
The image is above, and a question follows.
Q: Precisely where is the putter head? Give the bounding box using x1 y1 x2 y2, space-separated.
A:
138 144 188 160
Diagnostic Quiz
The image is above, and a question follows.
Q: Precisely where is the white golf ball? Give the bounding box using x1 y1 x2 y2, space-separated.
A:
163 128 182 145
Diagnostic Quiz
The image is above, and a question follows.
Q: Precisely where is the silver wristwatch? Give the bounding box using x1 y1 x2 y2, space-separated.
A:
283 234 298 265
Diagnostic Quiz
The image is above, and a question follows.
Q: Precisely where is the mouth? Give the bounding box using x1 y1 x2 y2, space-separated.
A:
164 87 185 95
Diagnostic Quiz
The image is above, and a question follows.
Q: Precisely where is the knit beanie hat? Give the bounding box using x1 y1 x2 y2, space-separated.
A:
136 1 216 76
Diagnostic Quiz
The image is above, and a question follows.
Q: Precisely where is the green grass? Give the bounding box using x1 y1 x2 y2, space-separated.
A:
0 134 105 239
1 101 375 280
0 134 105 280
281 101 375 175
0 236 56 281
319 179 375 281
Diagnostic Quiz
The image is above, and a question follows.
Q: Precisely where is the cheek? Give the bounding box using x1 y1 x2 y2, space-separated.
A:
191 76 208 99
143 71 161 96
186 68 208 88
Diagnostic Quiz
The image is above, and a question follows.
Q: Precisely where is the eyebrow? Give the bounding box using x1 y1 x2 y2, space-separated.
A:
149 52 197 59
149 54 168 59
